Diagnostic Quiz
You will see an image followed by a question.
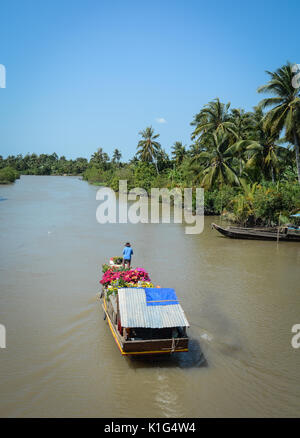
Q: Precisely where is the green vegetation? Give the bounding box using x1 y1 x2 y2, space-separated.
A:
1 63 299 224
0 153 88 176
0 166 20 184
80 63 300 226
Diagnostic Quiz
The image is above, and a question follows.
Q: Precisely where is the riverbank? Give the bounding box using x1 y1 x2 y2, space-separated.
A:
1 138 299 226
82 167 300 227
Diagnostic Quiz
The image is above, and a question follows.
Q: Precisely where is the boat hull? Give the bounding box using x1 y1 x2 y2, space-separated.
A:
122 337 189 355
212 223 300 242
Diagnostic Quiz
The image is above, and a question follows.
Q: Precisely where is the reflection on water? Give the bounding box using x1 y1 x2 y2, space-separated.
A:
0 175 299 418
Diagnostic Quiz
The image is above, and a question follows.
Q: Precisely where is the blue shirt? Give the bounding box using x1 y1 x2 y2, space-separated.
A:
123 246 133 260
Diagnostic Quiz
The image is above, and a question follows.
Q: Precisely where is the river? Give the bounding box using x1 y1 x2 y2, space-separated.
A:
0 175 299 417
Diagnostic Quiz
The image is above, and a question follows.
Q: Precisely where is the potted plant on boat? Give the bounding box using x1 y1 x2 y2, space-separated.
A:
109 256 123 267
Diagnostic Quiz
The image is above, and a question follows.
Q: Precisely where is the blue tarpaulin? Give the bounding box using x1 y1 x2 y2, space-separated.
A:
144 288 179 306
290 213 300 217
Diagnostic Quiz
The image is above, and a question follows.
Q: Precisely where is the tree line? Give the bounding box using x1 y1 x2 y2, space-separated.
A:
1 63 300 225
0 153 89 176
83 63 300 225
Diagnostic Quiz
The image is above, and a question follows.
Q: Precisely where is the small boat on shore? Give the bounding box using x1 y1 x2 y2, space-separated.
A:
100 271 189 356
212 222 300 242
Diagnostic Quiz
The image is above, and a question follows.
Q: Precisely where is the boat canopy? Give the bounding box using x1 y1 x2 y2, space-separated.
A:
118 288 189 329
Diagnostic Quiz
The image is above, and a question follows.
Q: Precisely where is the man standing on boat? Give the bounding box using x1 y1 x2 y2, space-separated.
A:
122 242 133 269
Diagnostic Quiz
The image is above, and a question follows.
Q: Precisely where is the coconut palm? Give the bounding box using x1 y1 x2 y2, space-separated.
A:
167 167 182 185
195 132 240 189
91 148 110 169
188 141 203 159
228 107 279 181
156 148 171 171
245 140 279 182
257 63 300 183
229 182 261 226
137 126 161 174
225 108 258 176
191 98 237 141
229 108 254 141
171 142 186 166
112 148 122 166
243 107 280 181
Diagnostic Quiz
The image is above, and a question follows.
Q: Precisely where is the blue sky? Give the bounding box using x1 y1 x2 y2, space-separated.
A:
0 0 299 161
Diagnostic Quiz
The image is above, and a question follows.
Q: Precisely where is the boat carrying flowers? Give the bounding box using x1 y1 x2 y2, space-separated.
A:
100 261 189 356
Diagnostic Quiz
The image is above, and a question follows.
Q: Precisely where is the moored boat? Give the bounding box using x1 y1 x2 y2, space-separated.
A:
212 222 300 242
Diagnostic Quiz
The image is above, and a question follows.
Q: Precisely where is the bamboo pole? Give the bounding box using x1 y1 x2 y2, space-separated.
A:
277 212 281 244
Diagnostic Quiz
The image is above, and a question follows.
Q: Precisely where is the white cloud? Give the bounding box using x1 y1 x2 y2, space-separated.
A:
155 117 167 124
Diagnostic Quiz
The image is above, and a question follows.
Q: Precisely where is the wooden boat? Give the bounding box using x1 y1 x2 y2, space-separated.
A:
101 286 189 356
212 223 300 242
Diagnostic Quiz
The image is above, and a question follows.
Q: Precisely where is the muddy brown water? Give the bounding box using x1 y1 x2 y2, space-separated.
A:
0 175 299 417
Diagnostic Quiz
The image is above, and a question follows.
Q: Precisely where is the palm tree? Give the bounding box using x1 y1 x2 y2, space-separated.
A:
171 141 186 166
167 167 182 185
188 141 202 159
195 132 240 189
230 108 254 141
257 63 300 183
225 108 257 177
191 98 237 141
230 181 260 226
112 148 122 166
91 148 109 166
243 107 280 181
156 148 171 171
136 126 161 174
245 140 279 183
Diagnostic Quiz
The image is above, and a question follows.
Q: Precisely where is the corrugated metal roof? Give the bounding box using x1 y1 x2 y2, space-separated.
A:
118 288 189 328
